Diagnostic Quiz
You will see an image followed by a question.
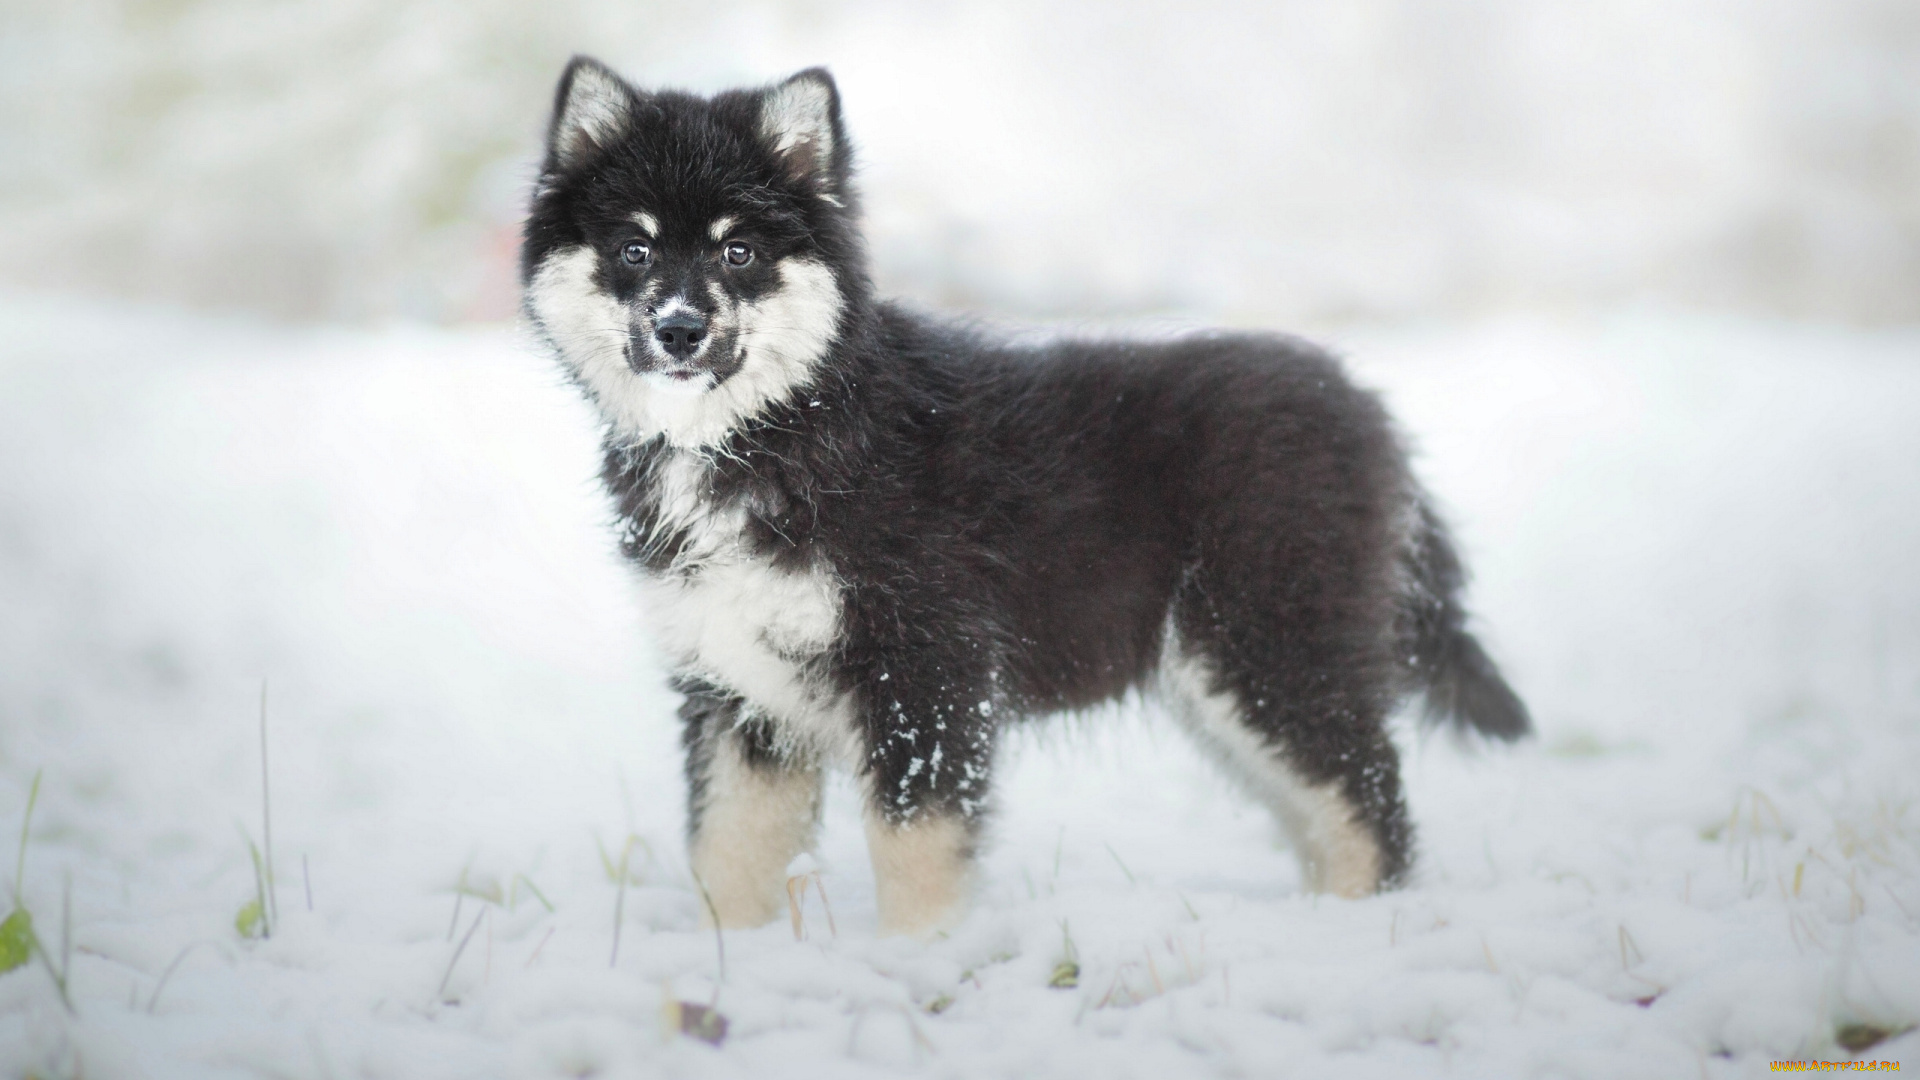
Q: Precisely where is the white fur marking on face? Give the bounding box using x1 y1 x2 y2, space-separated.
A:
864 812 973 937
708 215 738 241
553 64 633 167
690 737 822 928
641 371 717 398
633 211 659 236
527 244 652 433
646 257 844 448
760 76 835 165
536 245 842 447
1157 633 1383 898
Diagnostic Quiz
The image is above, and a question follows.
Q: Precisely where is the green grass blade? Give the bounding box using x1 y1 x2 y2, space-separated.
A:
13 769 41 904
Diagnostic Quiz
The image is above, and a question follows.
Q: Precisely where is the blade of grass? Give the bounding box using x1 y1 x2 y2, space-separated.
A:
610 840 633 967
60 873 70 990
786 875 806 940
231 828 270 939
814 875 837 938
524 926 555 969
28 926 74 1015
437 909 487 1002
25 873 73 1015
246 834 271 939
259 680 279 928
596 834 617 882
446 859 474 942
13 769 41 903
513 873 554 914
147 942 203 1013
692 871 726 985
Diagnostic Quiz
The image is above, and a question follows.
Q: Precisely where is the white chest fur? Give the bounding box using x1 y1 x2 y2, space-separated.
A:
634 453 850 755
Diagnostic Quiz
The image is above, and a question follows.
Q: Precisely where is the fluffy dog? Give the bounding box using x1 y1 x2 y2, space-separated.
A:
521 58 1529 936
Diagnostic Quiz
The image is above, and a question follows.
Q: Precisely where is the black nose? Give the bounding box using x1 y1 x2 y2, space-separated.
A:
654 311 708 360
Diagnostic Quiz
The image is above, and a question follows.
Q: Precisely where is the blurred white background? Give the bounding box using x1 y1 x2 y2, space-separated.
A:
3 0 1917 326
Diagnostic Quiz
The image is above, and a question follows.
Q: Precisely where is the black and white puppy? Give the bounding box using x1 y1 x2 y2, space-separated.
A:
521 58 1529 936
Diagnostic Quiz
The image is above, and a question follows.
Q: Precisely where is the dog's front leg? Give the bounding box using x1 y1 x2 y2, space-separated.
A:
863 807 980 938
678 677 823 928
857 663 998 937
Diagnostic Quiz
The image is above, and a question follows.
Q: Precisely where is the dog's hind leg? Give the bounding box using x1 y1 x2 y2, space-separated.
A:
679 677 824 928
1157 634 1412 896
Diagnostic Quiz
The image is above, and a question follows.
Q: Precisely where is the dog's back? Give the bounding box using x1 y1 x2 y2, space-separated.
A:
861 310 1399 707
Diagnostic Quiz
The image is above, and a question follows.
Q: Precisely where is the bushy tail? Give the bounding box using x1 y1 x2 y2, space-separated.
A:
1400 500 1531 741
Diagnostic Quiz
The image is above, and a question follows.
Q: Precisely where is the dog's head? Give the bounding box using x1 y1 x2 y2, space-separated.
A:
522 58 861 446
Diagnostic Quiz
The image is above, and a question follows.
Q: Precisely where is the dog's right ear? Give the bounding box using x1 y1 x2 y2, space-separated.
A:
545 56 638 170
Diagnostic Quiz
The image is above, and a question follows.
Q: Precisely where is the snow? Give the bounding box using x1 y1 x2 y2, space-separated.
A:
1 293 1917 1077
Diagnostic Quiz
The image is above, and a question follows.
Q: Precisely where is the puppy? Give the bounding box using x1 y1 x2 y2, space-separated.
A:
521 59 1529 936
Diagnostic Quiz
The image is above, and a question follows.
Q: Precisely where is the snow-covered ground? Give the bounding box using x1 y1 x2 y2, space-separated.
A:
1 293 1916 1077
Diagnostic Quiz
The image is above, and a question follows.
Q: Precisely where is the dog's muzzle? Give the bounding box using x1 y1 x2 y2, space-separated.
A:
653 311 707 361
628 307 718 383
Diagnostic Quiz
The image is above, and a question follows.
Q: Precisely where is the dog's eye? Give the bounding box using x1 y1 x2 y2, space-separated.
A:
723 241 753 267
621 240 651 266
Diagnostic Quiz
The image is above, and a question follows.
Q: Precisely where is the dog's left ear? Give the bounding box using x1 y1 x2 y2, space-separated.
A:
759 68 846 190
